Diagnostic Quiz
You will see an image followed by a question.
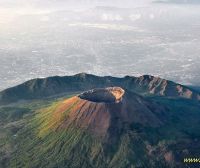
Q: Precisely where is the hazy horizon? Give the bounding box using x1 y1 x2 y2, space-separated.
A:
0 0 200 90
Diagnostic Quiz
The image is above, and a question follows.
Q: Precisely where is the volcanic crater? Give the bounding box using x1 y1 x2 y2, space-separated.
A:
41 86 165 137
78 87 125 103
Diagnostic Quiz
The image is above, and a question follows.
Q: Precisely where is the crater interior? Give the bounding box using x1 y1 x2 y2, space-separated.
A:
78 87 125 103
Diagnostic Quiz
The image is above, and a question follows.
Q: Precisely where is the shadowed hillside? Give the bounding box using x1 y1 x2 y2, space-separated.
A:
0 73 199 105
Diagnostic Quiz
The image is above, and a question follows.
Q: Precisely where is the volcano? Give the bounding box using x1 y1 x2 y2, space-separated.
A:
1 73 200 105
1 76 200 168
37 87 165 139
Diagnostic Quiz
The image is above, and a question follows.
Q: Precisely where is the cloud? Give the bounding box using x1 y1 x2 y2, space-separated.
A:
40 16 50 22
0 0 152 9
129 14 141 21
101 14 123 21
149 14 155 19
67 22 144 31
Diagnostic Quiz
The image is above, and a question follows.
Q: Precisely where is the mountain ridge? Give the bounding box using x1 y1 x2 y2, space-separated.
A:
0 73 199 104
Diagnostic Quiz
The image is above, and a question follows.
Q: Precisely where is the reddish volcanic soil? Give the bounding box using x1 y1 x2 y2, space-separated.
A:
53 87 165 136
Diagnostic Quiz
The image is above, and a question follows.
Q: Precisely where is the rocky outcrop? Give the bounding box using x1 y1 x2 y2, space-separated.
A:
130 75 200 100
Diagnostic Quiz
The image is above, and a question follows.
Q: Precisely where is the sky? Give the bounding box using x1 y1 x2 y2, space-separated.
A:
0 0 153 24
0 0 200 90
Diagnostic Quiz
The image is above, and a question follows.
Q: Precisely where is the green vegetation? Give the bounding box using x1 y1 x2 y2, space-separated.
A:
0 92 200 168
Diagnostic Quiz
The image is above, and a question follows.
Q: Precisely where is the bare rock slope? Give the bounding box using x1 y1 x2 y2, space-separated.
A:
46 87 166 137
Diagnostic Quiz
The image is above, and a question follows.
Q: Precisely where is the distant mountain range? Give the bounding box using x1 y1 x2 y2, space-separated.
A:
0 73 199 105
0 73 200 168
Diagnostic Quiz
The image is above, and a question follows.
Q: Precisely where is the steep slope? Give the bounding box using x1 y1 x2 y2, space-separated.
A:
35 87 164 138
1 86 200 168
130 75 200 99
0 73 199 104
7 87 169 168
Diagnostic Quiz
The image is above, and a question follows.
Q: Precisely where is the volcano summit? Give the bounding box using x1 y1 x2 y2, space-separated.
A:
34 87 165 138
78 87 125 103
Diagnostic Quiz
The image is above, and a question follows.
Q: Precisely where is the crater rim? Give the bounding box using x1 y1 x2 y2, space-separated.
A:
78 87 125 103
